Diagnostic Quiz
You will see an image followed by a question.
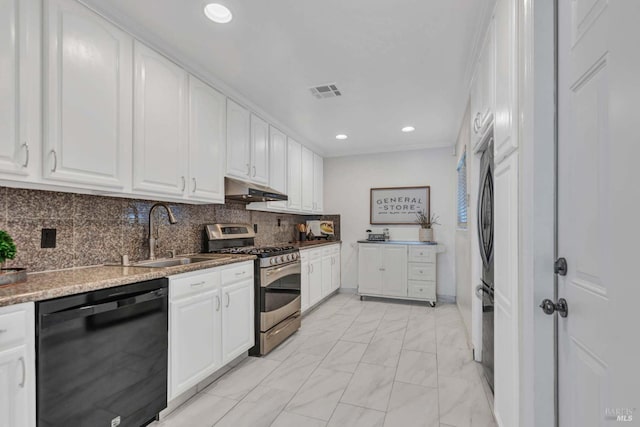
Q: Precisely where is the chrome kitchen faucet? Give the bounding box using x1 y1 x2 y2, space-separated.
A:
148 202 177 260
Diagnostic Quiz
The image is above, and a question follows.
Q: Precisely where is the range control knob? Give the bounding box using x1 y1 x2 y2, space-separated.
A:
286 254 292 261
270 258 276 265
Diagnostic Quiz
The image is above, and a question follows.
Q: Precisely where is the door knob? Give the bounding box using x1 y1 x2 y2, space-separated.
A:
539 298 568 317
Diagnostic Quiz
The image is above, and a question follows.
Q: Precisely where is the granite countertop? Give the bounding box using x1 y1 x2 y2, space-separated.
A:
357 240 440 246
293 240 342 249
0 254 256 308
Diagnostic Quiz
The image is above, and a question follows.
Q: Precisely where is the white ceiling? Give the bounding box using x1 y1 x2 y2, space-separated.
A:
82 0 493 157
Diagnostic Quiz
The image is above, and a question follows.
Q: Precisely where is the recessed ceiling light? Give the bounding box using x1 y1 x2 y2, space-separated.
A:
402 126 416 133
336 134 348 140
204 3 233 24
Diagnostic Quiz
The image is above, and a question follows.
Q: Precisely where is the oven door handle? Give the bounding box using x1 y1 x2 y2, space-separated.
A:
262 261 301 287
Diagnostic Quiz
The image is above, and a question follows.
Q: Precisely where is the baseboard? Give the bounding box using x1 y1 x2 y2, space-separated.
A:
337 287 357 294
437 294 456 304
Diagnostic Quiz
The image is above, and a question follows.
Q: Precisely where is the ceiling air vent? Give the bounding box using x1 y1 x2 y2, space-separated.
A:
309 83 342 99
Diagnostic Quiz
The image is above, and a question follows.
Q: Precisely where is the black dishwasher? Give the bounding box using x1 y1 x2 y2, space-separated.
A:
36 278 168 427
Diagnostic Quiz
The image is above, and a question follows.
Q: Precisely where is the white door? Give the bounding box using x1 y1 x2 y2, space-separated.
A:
313 153 324 212
331 252 341 292
381 245 407 297
287 138 302 211
188 76 226 203
0 346 29 427
0 0 38 179
133 42 188 196
250 114 269 185
226 99 250 180
358 244 382 295
308 258 322 306
321 255 332 297
301 257 310 312
301 146 314 212
44 0 132 189
557 1 640 425
268 126 287 209
221 280 254 363
169 289 221 400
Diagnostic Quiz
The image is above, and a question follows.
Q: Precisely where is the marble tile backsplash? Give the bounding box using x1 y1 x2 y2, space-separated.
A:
0 187 340 273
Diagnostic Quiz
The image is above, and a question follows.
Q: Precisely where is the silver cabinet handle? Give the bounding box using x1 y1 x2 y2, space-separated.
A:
192 178 197 193
473 112 483 133
419 270 424 274
18 357 25 388
181 176 186 192
246 163 251 175
0 329 7 334
225 292 230 307
215 295 221 311
252 165 256 177
235 271 246 276
50 149 57 172
190 281 205 288
21 142 29 167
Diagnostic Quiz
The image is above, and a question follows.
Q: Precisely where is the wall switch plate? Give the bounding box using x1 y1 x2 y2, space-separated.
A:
41 229 56 248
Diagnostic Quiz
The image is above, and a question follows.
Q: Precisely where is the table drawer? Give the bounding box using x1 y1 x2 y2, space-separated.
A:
408 281 436 300
408 263 436 281
0 309 27 348
408 246 435 263
221 262 254 285
170 269 220 300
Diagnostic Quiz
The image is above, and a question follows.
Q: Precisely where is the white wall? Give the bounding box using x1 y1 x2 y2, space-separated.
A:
324 148 457 298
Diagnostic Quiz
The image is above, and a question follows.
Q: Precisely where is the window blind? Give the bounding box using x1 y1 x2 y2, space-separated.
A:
457 150 468 228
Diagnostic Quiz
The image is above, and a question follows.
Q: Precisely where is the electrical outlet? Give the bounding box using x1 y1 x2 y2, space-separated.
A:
41 229 56 248
277 218 281 227
253 224 258 233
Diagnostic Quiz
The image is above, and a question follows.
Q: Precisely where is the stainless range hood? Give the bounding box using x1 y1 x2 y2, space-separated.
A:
224 178 288 203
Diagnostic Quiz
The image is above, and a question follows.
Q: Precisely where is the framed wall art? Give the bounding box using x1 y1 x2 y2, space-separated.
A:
370 186 430 225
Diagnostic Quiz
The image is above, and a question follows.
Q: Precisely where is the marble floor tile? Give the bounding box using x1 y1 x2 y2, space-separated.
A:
341 318 381 344
340 362 396 411
263 331 307 362
214 385 294 427
295 329 341 358
373 319 409 341
384 382 440 427
319 340 368 373
396 350 438 388
437 345 478 381
327 403 385 427
152 393 237 427
361 336 403 368
204 357 281 400
438 375 496 427
285 368 352 421
260 352 323 392
403 322 438 354
270 411 327 427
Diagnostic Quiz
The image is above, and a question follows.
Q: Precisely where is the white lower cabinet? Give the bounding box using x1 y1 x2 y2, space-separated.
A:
0 303 35 427
168 262 253 401
358 243 438 304
301 244 341 313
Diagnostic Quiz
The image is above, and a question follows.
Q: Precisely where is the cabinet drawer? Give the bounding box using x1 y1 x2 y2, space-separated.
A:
321 244 340 256
0 310 27 347
408 246 435 263
221 262 253 285
408 263 436 281
170 270 220 300
408 281 436 300
301 248 322 259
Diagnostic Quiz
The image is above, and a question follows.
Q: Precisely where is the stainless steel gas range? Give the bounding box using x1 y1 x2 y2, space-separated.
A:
204 224 301 356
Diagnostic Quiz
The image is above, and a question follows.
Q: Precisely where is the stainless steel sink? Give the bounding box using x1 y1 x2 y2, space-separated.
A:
130 256 216 268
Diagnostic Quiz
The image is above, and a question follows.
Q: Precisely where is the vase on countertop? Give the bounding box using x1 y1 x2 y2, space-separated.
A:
419 228 434 242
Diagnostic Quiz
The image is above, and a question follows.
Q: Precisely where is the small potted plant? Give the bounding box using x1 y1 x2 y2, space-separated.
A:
0 230 25 286
415 211 439 242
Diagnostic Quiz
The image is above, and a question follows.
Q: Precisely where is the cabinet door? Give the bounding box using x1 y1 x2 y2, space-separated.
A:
494 0 517 163
301 258 310 312
286 138 302 211
321 255 332 297
381 245 408 297
226 99 251 180
0 345 30 427
188 76 226 203
250 114 269 185
269 127 287 194
309 258 323 306
169 289 221 400
301 146 314 211
358 244 383 295
221 279 254 364
133 42 188 196
44 0 132 189
0 0 38 179
313 153 323 212
331 253 341 292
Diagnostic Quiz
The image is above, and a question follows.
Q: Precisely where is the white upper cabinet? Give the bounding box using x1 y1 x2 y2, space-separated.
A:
0 0 39 181
268 126 287 194
470 15 495 150
188 76 226 203
313 153 323 212
133 41 188 196
226 99 251 180
301 146 314 212
44 0 133 189
286 138 302 211
494 0 517 162
250 114 269 185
